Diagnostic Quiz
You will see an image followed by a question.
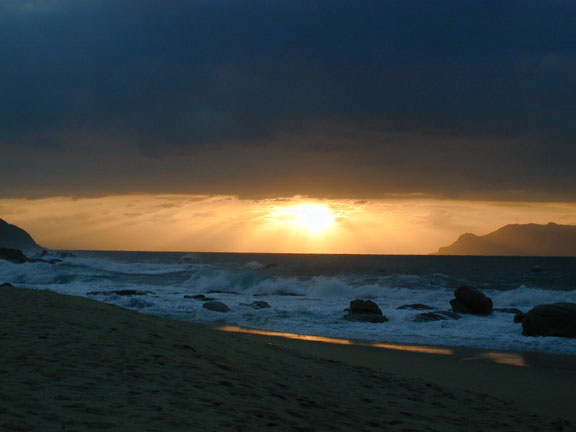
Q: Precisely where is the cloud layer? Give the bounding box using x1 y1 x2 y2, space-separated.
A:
1 0 575 200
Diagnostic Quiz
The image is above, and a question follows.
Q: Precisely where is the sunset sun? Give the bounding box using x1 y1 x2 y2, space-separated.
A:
272 203 336 235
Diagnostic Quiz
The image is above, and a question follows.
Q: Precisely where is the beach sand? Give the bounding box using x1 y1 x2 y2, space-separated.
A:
1 286 574 431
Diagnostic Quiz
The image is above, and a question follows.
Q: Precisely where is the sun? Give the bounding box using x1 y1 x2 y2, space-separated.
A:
272 203 336 235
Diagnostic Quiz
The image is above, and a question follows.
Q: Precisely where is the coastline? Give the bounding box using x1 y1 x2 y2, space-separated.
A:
1 285 575 431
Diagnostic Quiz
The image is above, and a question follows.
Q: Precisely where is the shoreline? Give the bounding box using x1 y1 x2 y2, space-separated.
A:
210 323 576 371
2 285 575 430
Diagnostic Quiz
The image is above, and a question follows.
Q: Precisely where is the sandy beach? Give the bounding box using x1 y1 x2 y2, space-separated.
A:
1 285 574 432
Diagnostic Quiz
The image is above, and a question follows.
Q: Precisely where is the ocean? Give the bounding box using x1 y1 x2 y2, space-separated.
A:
2 250 576 354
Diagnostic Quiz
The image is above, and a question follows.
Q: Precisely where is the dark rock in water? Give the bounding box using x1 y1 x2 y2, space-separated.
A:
57 251 75 258
413 311 461 322
184 294 216 301
41 250 76 259
0 248 59 265
87 289 153 296
494 307 523 315
450 286 493 315
203 301 230 313
265 263 279 269
521 303 576 338
397 303 435 310
1 282 15 289
349 299 382 315
0 248 30 263
531 266 545 273
344 299 388 323
514 312 525 324
0 218 41 251
240 301 271 309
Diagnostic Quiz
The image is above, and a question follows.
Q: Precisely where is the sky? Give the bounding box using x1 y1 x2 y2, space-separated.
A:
1 0 575 253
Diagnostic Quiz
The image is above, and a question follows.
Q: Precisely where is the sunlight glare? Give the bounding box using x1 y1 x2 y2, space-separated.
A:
272 203 336 235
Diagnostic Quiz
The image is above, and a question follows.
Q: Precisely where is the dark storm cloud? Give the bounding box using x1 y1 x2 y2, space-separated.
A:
1 0 575 199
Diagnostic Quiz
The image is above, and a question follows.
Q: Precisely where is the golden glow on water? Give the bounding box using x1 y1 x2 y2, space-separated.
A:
480 352 527 367
369 343 454 355
217 326 530 367
217 326 454 355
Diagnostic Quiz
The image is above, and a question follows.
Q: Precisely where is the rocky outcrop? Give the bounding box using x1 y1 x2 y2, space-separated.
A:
0 248 61 264
0 219 41 251
184 294 216 301
412 311 461 322
520 303 576 338
203 301 231 313
433 222 576 256
344 299 388 323
450 286 493 315
240 301 271 309
0 248 33 264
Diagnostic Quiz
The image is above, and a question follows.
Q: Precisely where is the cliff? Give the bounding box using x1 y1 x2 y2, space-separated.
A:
434 223 576 256
0 218 41 251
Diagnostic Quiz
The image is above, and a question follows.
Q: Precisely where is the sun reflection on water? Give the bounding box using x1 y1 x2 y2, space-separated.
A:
217 326 454 355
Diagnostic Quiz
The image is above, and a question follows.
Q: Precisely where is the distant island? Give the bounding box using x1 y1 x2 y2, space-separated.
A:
433 222 576 256
0 218 41 251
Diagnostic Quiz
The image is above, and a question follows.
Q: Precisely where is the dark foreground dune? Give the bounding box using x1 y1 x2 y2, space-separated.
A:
1 286 574 432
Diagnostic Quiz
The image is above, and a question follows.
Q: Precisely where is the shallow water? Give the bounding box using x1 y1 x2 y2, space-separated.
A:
2 250 576 354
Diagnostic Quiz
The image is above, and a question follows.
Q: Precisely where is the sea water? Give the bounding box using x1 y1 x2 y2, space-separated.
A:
2 250 576 354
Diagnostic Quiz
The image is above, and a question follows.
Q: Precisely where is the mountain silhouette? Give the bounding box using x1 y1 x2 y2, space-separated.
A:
0 218 41 251
433 222 576 256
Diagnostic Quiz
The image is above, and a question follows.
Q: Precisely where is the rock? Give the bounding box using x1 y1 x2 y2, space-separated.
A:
514 311 525 324
494 307 523 315
203 301 231 313
397 303 435 310
0 248 59 265
1 282 15 289
87 289 153 296
240 301 271 309
184 294 216 301
344 299 388 323
40 250 75 259
520 303 576 338
349 299 382 314
449 286 493 315
413 311 461 322
0 248 29 263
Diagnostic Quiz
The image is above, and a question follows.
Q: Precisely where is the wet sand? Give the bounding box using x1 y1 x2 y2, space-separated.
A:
1 285 574 431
